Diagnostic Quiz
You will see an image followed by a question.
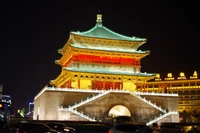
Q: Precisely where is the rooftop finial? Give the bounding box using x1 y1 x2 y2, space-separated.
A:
96 11 102 26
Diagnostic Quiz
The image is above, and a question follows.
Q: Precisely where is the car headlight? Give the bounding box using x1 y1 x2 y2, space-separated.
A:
64 128 70 132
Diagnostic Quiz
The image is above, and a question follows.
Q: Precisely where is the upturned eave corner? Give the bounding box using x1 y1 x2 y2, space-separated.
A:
55 60 60 65
49 80 55 86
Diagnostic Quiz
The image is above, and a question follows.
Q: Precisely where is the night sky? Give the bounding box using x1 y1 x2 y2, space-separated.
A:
1 1 200 111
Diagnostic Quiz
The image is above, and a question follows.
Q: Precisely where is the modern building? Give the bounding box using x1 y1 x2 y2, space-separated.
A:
1 95 12 105
145 71 200 115
0 86 11 123
0 85 2 100
33 14 180 125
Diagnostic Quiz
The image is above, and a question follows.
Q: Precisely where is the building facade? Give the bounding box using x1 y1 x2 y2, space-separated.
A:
0 86 11 123
145 71 200 114
33 14 180 125
0 85 2 100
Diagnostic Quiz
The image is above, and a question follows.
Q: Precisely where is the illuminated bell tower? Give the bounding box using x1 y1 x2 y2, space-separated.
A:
50 14 156 91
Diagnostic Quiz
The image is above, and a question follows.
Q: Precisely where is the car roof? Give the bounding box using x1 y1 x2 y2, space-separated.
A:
46 122 75 129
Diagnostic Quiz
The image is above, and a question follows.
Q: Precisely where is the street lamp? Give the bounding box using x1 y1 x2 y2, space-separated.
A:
29 102 34 113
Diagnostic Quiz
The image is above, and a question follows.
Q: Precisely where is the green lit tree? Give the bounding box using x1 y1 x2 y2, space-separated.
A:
18 108 26 117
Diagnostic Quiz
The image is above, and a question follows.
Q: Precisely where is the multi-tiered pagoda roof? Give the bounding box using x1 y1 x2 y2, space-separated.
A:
51 14 156 87
59 14 150 55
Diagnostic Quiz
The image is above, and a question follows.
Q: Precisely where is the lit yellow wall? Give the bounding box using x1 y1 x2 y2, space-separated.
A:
123 82 136 91
71 80 78 89
80 79 91 90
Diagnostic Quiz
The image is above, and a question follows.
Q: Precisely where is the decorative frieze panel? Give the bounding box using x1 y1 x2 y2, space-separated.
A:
68 62 141 74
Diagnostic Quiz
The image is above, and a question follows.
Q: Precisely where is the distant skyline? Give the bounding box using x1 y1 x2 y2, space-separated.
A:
1 1 200 111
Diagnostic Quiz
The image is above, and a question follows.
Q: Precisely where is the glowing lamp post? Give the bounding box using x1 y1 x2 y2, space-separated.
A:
29 102 34 113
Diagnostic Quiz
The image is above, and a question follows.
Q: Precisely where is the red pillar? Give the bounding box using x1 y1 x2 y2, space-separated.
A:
113 82 115 90
68 79 71 88
140 84 143 92
78 79 80 89
144 82 146 92
65 82 68 88
103 82 105 90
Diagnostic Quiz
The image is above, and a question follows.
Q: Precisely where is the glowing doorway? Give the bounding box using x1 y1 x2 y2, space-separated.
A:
108 105 131 117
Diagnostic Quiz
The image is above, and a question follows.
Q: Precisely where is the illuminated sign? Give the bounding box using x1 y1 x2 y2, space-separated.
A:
178 72 186 79
155 73 161 81
190 71 198 79
165 73 174 80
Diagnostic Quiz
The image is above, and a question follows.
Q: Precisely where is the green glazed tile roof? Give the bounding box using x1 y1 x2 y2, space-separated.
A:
71 14 146 42
65 67 156 77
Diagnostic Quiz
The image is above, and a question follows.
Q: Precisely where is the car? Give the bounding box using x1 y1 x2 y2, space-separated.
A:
108 123 154 133
7 122 23 133
187 125 200 133
46 122 76 133
157 124 184 133
16 122 58 133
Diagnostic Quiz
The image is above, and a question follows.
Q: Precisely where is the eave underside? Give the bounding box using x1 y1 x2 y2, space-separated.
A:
50 69 156 87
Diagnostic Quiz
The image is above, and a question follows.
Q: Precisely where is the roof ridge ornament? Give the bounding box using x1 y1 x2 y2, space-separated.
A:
96 13 103 27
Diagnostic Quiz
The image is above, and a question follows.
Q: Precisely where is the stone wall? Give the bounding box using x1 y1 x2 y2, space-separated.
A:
33 90 179 124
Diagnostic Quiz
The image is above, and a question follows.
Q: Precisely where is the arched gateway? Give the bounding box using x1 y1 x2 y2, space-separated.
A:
108 105 131 117
33 14 180 126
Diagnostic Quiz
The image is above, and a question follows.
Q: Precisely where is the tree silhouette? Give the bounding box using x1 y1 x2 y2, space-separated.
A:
114 116 134 123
